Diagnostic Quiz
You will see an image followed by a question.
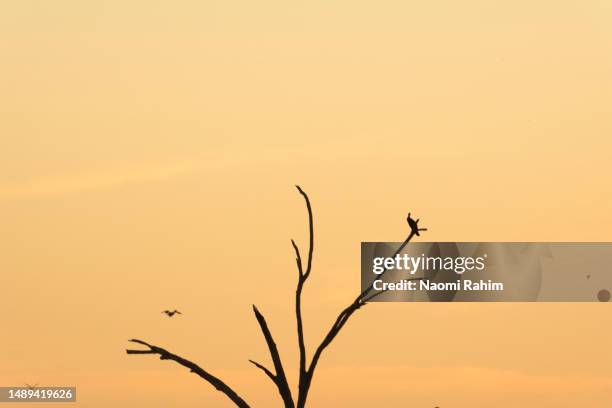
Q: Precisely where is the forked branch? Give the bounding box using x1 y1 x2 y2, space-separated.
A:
291 187 425 408
251 306 294 408
293 186 314 402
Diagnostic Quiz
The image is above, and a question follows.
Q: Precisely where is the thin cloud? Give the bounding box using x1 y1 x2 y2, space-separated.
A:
0 158 205 198
316 364 612 393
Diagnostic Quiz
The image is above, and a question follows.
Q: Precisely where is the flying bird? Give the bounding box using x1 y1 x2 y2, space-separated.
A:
162 310 182 317
407 213 427 236
25 383 38 390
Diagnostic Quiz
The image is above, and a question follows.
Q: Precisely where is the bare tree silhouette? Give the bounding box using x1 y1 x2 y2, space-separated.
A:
126 186 425 407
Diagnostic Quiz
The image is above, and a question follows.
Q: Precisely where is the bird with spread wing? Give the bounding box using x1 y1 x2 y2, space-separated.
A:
162 310 182 317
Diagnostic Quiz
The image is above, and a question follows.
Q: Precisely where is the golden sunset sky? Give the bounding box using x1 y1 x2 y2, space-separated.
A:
1 1 611 407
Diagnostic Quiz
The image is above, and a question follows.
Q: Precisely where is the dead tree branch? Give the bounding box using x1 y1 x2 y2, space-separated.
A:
291 187 424 408
125 339 250 408
292 185 314 404
251 305 294 408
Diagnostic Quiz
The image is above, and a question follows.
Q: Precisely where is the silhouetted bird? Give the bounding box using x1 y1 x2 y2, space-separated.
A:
162 310 182 317
25 383 38 390
407 213 427 236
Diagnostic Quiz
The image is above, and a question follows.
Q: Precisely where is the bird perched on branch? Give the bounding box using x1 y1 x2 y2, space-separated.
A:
407 213 427 236
162 310 182 317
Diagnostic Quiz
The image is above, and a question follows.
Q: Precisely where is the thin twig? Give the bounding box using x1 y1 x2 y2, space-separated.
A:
249 360 276 382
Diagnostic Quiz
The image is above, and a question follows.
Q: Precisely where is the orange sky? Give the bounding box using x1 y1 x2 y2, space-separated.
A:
1 1 611 407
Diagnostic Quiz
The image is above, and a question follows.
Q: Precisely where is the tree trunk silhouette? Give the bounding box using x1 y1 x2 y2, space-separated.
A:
126 186 424 407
